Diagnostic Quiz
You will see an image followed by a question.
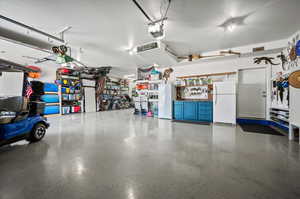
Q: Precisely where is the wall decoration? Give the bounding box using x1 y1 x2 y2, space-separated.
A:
289 70 300 88
271 73 289 109
254 57 279 65
52 45 74 64
182 85 208 100
281 33 300 71
287 34 299 67
163 68 173 82
150 69 161 81
137 66 156 80
277 52 288 71
296 40 300 56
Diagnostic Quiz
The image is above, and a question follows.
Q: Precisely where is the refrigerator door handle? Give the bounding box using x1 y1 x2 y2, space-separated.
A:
215 85 217 105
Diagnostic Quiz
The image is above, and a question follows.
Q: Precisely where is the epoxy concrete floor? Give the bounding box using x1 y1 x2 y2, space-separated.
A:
1 110 300 199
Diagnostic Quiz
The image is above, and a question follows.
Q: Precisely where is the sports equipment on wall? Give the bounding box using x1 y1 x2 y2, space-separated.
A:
289 70 300 88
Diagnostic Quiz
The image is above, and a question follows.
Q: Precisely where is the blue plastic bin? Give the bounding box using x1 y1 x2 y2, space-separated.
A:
44 83 58 92
41 95 59 103
44 106 60 115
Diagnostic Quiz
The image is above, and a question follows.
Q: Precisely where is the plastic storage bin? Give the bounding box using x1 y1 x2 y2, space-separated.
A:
44 83 58 92
62 94 68 101
68 94 76 101
72 106 81 113
62 106 71 114
61 87 67 94
41 95 59 103
44 106 60 115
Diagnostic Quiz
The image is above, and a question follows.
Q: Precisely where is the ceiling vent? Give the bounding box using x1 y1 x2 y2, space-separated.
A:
135 41 178 66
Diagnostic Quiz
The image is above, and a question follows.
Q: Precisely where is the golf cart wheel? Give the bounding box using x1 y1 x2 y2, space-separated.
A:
29 123 46 142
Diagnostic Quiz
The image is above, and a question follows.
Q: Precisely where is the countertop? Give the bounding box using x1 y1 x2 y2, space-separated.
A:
174 99 213 102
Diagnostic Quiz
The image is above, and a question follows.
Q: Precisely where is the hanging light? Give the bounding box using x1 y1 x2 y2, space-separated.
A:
128 47 137 55
148 22 165 40
227 23 236 32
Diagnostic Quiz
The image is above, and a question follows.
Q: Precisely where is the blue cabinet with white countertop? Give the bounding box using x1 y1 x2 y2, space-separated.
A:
173 100 213 122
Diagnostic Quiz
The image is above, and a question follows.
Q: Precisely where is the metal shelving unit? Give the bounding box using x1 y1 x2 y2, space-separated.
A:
58 75 83 115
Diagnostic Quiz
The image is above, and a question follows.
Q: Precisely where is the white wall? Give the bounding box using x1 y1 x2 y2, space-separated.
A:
167 53 277 81
0 72 24 96
164 39 286 81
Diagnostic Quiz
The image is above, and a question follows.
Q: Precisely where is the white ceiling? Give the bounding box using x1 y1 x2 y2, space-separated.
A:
0 0 300 76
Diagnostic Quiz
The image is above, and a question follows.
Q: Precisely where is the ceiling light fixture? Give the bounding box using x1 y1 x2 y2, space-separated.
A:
219 14 249 32
128 47 137 55
148 22 165 40
227 23 236 32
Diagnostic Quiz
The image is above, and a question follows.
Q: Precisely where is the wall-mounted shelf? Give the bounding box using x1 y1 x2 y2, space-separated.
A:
45 114 61 118
270 107 290 129
177 72 236 79
45 103 60 106
44 92 58 95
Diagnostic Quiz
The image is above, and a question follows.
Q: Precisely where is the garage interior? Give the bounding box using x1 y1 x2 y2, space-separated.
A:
1 0 300 198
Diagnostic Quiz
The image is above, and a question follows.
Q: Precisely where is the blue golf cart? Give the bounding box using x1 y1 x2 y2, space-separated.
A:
0 58 49 146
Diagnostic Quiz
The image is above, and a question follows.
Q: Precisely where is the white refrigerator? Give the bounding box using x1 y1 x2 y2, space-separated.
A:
158 83 174 119
213 81 236 124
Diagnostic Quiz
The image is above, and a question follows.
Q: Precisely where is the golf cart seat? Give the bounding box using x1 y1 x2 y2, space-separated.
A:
0 96 29 124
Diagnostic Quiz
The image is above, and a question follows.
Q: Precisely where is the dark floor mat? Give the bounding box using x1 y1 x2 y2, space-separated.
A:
239 124 284 136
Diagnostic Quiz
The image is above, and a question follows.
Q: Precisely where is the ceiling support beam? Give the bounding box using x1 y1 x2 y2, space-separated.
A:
0 15 64 43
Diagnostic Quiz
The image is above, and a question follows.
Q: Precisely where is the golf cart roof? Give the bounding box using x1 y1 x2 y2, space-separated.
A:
0 58 38 73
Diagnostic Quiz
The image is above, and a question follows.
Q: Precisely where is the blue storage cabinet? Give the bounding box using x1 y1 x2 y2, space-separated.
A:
198 101 213 122
183 101 198 121
174 101 184 120
173 101 213 122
